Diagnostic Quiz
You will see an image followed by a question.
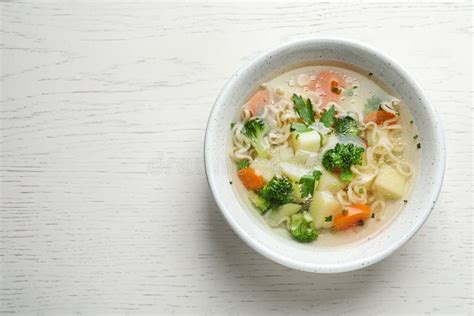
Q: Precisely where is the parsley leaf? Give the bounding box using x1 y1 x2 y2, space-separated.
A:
364 96 382 114
299 170 322 198
319 105 336 127
292 94 315 124
291 122 313 133
325 215 333 222
237 160 250 170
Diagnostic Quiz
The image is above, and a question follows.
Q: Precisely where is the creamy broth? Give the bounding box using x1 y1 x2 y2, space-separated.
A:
230 62 420 245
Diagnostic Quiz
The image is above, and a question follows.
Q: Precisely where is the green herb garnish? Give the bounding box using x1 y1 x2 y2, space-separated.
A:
299 170 322 198
364 96 382 114
291 122 313 133
325 215 333 222
292 94 314 124
319 105 336 127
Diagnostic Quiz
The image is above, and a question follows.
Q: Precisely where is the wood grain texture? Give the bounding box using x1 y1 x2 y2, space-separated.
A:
0 2 472 314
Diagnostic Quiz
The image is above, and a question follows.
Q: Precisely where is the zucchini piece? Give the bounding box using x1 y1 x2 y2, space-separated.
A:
279 161 311 182
291 182 303 203
293 149 318 168
267 203 301 227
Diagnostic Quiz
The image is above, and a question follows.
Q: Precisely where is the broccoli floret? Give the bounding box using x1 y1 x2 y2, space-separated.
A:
259 176 293 208
289 212 318 243
322 143 365 182
248 191 271 214
335 116 360 136
242 118 269 158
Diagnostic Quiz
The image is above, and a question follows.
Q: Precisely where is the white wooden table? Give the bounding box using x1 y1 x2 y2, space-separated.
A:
1 2 472 314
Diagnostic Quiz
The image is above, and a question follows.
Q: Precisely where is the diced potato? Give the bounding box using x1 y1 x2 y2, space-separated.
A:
279 161 310 182
372 164 406 199
317 170 346 193
291 182 303 203
309 191 342 229
267 203 301 227
250 158 276 182
291 130 321 153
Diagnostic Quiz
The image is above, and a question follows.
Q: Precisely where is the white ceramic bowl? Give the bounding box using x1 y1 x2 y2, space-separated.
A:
204 38 445 273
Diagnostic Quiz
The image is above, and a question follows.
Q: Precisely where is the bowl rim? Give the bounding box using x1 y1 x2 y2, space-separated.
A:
204 37 446 273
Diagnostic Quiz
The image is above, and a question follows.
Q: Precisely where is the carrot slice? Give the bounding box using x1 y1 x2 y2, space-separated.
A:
308 71 346 107
334 204 371 231
247 90 269 117
238 167 265 191
364 110 396 125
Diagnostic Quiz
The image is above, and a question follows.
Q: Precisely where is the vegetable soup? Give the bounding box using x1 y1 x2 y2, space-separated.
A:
229 62 420 245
